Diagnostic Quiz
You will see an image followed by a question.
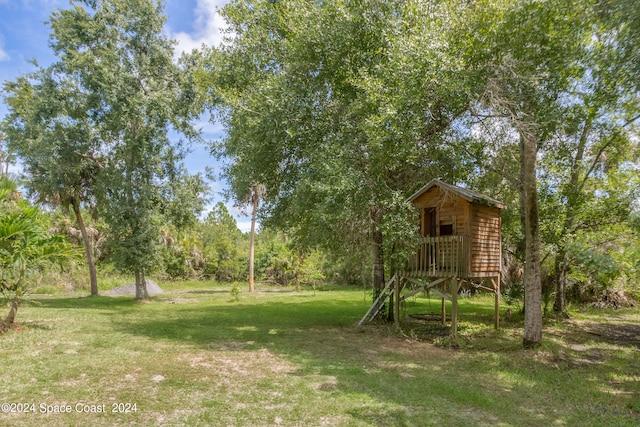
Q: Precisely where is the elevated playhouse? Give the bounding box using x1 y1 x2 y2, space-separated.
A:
359 179 506 335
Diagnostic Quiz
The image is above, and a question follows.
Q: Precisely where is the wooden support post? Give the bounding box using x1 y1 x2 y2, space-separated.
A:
441 281 446 325
451 278 458 338
493 275 500 329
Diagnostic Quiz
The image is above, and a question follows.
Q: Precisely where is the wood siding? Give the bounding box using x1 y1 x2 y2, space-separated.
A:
414 187 470 238
469 204 502 275
410 185 502 278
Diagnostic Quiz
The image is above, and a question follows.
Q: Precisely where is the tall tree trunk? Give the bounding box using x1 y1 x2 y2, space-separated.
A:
521 132 543 348
248 184 265 293
372 221 385 293
554 250 570 314
72 199 98 296
135 269 149 301
370 207 387 318
554 118 591 315
249 191 259 293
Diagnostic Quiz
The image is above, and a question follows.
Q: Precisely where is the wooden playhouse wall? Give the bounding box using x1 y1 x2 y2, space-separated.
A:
414 186 469 236
469 204 502 277
413 185 502 277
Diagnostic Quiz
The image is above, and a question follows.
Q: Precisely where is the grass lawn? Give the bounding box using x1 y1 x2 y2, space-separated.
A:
1 282 639 426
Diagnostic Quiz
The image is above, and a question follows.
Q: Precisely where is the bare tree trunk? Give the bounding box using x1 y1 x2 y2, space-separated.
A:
135 270 149 301
372 224 385 292
249 193 258 293
554 250 570 315
72 200 99 296
248 184 264 293
521 132 542 348
4 296 20 326
554 119 591 315
1 296 21 332
370 207 388 318
374 227 390 320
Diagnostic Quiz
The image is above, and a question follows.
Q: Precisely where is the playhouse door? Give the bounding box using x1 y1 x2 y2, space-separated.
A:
422 208 437 271
423 208 436 237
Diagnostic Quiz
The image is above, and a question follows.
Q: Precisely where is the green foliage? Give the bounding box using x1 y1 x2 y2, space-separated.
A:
230 283 241 302
161 245 193 280
296 249 327 287
203 0 471 289
569 243 619 289
201 202 247 281
25 0 206 294
0 177 78 328
2 0 207 295
254 230 292 285
451 0 640 313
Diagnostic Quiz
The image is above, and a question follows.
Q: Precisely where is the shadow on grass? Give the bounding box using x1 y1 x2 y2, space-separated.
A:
26 292 638 426
104 295 638 426
33 295 141 310
572 321 640 349
179 289 233 295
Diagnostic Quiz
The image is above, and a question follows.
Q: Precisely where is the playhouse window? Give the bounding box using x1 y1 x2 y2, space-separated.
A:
440 223 453 236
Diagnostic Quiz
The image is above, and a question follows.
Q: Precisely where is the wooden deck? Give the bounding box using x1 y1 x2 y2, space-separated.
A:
407 235 469 278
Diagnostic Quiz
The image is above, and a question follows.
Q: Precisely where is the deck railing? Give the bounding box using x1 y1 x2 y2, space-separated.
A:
407 235 468 278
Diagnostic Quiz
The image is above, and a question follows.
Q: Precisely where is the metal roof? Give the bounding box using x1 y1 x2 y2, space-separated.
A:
407 179 506 209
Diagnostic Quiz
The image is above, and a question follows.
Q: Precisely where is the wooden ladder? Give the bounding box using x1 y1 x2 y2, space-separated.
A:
358 273 397 326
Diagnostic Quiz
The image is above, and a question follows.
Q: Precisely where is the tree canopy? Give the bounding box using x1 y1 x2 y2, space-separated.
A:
2 0 206 299
200 0 639 346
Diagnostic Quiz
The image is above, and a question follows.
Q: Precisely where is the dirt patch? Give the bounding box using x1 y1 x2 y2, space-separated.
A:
107 279 164 296
393 315 461 344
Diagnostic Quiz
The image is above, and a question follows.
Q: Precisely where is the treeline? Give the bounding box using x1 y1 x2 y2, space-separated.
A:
29 196 335 289
153 202 330 288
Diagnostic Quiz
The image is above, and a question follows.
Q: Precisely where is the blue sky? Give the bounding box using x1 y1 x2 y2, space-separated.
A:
0 0 255 230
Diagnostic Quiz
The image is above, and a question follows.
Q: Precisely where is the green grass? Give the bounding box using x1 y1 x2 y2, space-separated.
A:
1 284 639 426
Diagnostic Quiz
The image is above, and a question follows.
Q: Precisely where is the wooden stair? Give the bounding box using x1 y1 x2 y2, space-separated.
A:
357 273 397 326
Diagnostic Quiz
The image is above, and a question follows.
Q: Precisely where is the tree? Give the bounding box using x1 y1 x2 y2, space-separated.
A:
158 172 209 280
0 177 77 332
543 0 640 313
45 0 203 300
201 0 638 346
454 0 640 341
201 0 469 297
455 0 598 347
248 183 265 292
201 202 247 281
0 133 13 176
2 65 103 296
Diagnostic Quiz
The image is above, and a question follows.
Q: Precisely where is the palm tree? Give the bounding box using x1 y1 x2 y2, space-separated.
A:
0 177 77 332
248 183 265 292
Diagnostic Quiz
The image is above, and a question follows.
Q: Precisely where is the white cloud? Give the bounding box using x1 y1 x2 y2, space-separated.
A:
172 0 229 56
236 220 253 233
195 119 225 137
0 35 8 61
